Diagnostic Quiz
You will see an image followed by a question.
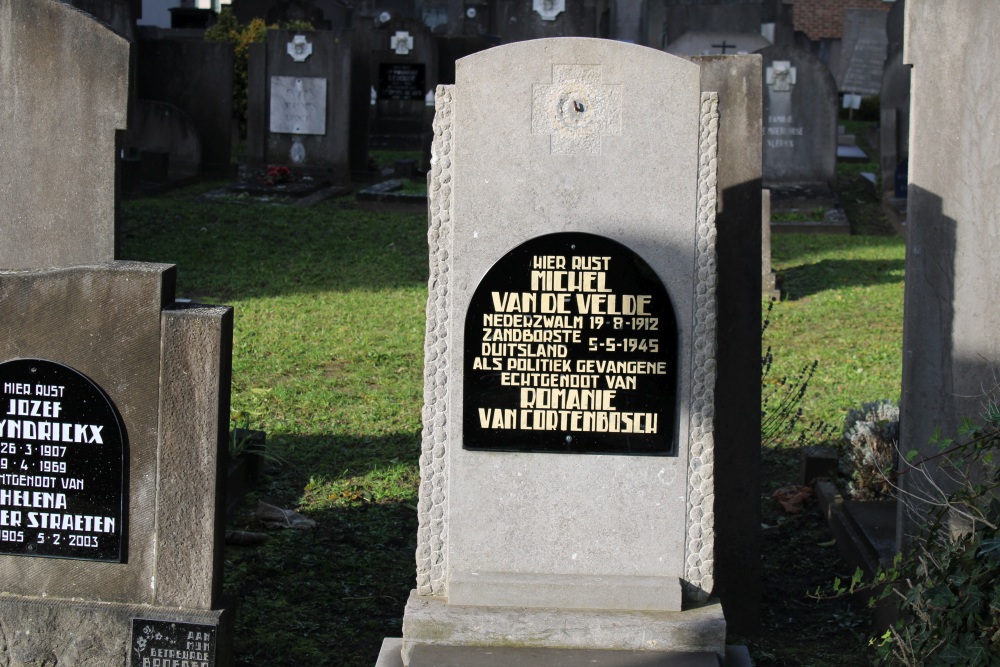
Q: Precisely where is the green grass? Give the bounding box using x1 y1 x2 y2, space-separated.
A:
768 233 905 431
121 186 427 666
120 178 906 666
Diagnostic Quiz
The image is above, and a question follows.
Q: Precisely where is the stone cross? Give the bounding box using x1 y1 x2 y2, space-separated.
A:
766 60 797 92
533 0 565 21
391 30 414 55
286 34 312 62
531 64 623 155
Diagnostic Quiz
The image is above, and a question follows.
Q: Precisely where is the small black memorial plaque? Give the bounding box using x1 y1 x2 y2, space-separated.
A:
464 232 678 455
131 619 217 667
378 63 425 101
0 359 127 561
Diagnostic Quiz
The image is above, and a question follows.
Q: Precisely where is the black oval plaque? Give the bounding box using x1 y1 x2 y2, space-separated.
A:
463 232 678 455
0 359 127 561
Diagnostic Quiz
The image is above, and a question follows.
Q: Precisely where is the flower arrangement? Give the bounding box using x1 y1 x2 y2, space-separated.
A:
259 165 294 186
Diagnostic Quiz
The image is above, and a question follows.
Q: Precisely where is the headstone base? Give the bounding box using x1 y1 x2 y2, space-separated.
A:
398 592 725 665
0 594 232 667
376 639 752 667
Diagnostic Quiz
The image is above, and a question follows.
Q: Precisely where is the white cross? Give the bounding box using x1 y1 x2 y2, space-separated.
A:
286 34 312 62
533 0 565 21
531 65 622 155
390 31 414 56
766 61 797 92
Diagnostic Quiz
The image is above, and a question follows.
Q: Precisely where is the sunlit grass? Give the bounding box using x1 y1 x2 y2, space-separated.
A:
767 234 906 430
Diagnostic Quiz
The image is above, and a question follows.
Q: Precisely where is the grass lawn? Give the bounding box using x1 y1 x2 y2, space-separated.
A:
120 168 905 665
768 234 905 429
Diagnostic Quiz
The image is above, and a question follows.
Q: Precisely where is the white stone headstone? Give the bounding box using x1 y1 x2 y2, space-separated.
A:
389 37 726 666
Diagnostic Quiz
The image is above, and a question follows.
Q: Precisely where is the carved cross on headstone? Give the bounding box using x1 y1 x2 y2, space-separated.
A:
391 30 414 56
766 60 797 92
533 0 565 21
531 65 622 155
286 34 312 62
712 40 736 54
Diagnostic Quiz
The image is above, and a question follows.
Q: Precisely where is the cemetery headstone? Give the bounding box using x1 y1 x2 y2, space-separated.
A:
692 54 764 639
246 28 351 183
0 2 234 664
497 0 603 42
66 0 136 41
360 16 438 151
644 0 764 50
758 44 838 187
1 0 126 270
886 0 905 60
836 8 889 97
899 0 1000 548
136 36 235 175
762 189 777 297
665 31 770 57
130 100 203 181
880 51 910 197
376 37 742 666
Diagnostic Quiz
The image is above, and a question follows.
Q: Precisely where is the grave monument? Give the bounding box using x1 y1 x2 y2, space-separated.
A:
880 0 909 212
899 0 1000 547
375 37 756 666
246 28 351 184
0 2 233 664
836 8 889 99
757 44 838 188
359 15 438 150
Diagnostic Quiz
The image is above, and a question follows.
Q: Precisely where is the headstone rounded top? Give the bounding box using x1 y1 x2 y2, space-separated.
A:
456 36 699 75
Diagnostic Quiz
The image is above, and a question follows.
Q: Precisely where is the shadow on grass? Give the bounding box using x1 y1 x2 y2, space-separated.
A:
225 432 421 667
226 500 417 667
120 195 430 300
780 258 905 301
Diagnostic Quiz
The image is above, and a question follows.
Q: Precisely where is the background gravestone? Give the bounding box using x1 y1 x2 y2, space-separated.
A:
757 43 838 187
880 0 909 203
359 16 438 151
374 37 748 666
136 36 235 176
0 0 127 270
898 0 1000 549
0 2 234 664
643 0 765 50
666 31 770 57
246 28 351 183
836 8 888 97
494 0 604 42
880 51 910 199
